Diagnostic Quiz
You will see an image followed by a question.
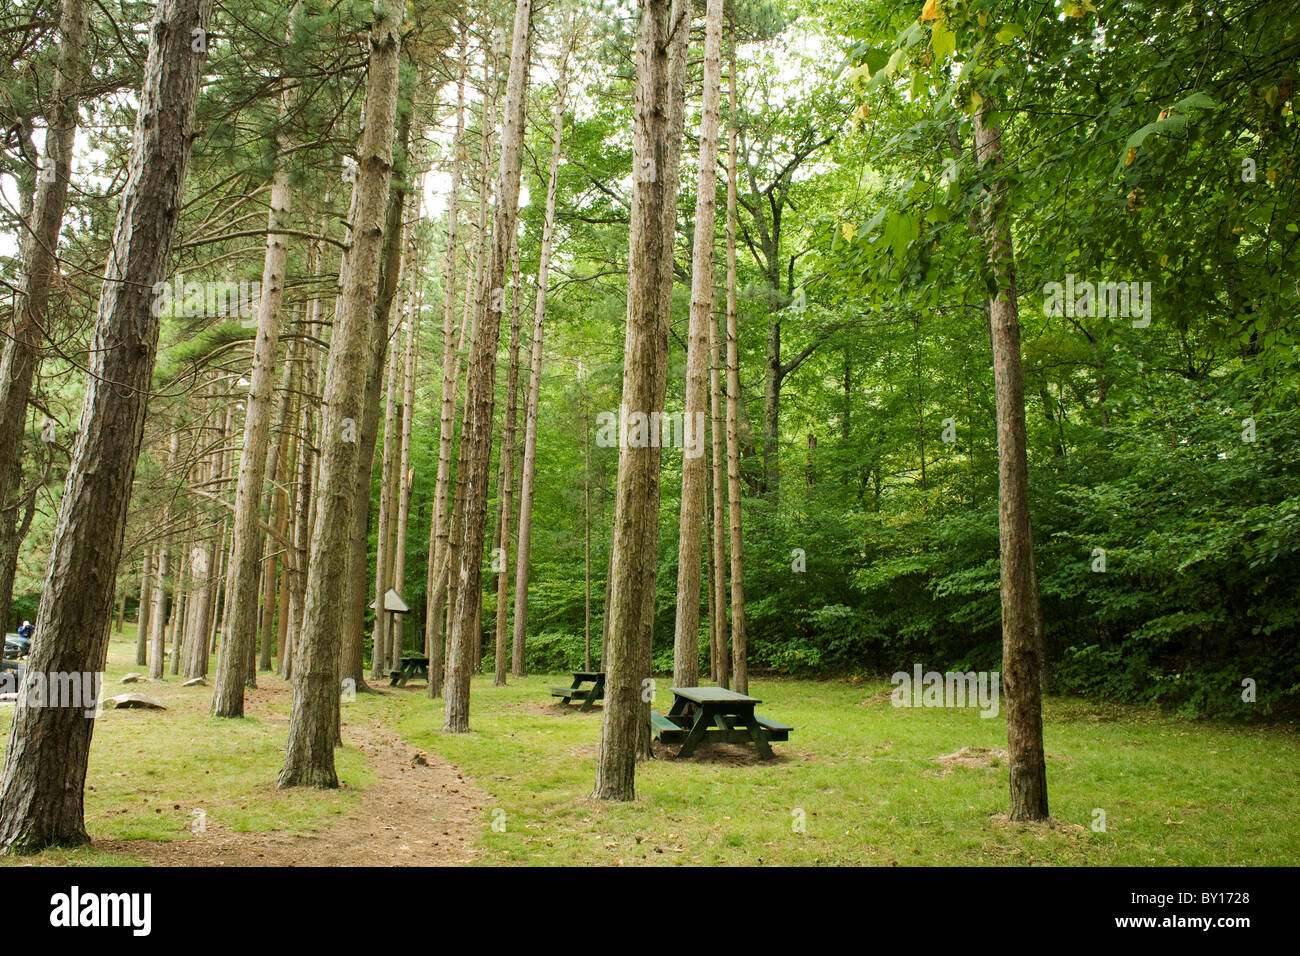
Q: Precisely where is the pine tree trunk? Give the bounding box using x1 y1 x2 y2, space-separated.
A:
287 259 324 678
204 520 226 674
185 400 217 680
262 361 297 674
257 529 277 677
442 24 502 695
672 0 723 689
444 0 533 733
392 208 423 675
149 431 179 680
632 5 688 759
0 0 88 633
512 23 574 680
270 431 294 672
211 12 301 714
371 310 403 677
0 0 210 853
425 21 469 699
136 548 152 666
280 0 405 789
593 0 677 800
169 529 189 677
205 400 233 673
242 304 293 682
492 232 524 686
584 396 593 670
710 301 729 688
349 105 412 689
149 538 171 680
725 53 749 695
973 100 1049 823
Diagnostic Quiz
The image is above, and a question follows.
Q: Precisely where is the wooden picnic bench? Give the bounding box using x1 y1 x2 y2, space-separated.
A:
550 671 605 712
651 686 792 760
389 655 429 687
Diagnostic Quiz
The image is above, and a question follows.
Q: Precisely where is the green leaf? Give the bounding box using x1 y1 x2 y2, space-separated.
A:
1172 92 1218 112
931 20 956 61
1120 114 1188 163
867 49 905 92
861 48 891 74
995 23 1025 44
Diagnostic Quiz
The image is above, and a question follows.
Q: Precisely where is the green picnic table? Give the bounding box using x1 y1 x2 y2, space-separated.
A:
651 686 792 760
550 671 605 711
388 655 429 687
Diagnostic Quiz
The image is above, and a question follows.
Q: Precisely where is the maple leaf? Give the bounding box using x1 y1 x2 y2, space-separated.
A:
921 0 941 22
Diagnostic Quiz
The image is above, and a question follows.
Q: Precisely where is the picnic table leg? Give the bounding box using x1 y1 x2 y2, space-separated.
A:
676 707 714 758
738 708 773 760
579 683 597 712
563 679 581 707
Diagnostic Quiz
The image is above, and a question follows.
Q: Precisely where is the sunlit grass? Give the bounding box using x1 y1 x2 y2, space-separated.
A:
394 673 1300 866
3 629 1297 866
0 627 372 866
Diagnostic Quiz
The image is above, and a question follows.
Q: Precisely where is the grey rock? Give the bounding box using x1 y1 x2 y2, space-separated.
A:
103 693 166 710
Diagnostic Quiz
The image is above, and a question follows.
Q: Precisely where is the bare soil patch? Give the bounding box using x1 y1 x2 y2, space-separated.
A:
649 740 803 765
936 745 1009 768
514 700 599 718
100 722 489 866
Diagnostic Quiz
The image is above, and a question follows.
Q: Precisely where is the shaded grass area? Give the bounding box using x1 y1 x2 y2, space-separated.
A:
0 628 372 866
390 674 1300 866
2 630 1297 866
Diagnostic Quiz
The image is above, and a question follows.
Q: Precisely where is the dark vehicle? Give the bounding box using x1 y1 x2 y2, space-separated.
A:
4 632 31 659
0 656 22 696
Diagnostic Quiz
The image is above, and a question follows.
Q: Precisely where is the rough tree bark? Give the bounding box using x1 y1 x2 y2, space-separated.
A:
444 0 532 733
371 306 404 676
511 27 574 680
149 430 181 679
261 359 296 674
286 242 326 678
492 231 524 686
279 0 405 789
349 101 413 689
425 19 469 699
136 548 153 666
593 0 677 801
0 0 211 853
973 99 1049 822
633 2 688 758
672 0 723 688
725 53 749 695
392 199 424 673
442 21 502 688
709 274 728 688
211 4 303 716
0 0 89 632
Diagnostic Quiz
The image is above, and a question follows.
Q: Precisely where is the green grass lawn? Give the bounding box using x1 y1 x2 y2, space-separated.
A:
0 627 371 866
386 674 1300 866
2 628 1298 865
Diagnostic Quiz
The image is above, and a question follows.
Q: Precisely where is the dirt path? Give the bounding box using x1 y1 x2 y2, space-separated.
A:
101 723 490 866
